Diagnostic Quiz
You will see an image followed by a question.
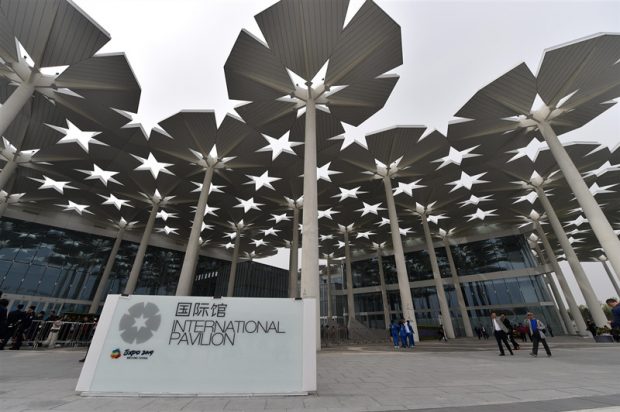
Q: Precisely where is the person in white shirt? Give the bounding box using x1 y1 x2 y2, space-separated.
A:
490 312 513 356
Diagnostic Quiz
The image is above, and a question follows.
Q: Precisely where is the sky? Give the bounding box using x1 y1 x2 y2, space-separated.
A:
73 0 620 306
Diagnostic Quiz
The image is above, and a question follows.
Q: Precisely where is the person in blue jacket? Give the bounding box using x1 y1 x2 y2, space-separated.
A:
389 320 400 349
399 319 408 348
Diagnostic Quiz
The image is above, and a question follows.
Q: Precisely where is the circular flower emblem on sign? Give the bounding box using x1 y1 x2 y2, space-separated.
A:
118 302 161 344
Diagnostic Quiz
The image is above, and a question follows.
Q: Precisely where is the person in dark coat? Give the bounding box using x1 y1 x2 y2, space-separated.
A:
500 314 520 350
11 305 35 350
0 299 8 349
398 319 408 347
0 304 25 349
389 320 400 349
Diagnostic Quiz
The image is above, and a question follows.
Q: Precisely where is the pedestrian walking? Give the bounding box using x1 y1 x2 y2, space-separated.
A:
474 326 482 339
491 312 513 356
405 320 415 347
389 320 400 349
398 319 408 347
0 299 8 349
438 324 447 342
500 314 520 350
525 312 552 357
481 326 489 340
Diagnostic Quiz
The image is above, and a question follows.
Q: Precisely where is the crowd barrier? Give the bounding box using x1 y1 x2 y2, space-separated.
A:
2 320 96 349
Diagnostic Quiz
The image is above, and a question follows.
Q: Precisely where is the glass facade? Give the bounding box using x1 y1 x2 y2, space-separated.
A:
0 218 288 312
326 233 564 335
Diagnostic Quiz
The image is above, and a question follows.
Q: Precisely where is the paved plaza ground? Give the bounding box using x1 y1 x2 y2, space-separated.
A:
1 336 619 412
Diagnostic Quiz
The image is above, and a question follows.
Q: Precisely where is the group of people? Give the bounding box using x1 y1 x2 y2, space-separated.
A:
0 298 62 350
389 319 415 348
490 312 552 357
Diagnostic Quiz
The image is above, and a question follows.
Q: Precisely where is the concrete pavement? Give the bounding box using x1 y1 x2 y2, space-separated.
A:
1 336 619 411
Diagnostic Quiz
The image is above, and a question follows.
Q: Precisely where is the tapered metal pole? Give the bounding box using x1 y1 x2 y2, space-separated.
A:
89 227 126 313
443 239 473 337
226 230 241 297
176 166 214 296
0 81 35 140
0 159 17 192
326 257 333 319
382 175 419 341
601 260 620 297
535 186 608 327
535 220 588 335
542 273 569 335
343 230 356 328
289 206 300 298
533 243 574 334
421 214 454 339
300 85 320 350
124 203 159 295
539 120 620 289
376 251 392 330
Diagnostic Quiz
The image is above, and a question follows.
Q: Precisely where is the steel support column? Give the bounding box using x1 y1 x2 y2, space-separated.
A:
421 214 454 339
89 227 126 313
539 120 620 294
300 86 320 350
124 204 159 294
535 185 608 327
382 175 419 341
176 166 214 296
443 239 473 337
289 206 300 298
535 220 588 335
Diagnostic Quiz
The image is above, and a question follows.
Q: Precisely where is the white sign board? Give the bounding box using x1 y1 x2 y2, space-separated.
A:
76 295 316 396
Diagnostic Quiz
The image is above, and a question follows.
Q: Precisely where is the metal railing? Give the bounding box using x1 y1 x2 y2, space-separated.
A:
3 320 96 349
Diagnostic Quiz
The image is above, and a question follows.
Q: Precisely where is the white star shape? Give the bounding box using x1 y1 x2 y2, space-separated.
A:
56 200 92 215
203 205 219 217
589 182 616 197
99 193 132 210
318 207 340 220
466 208 498 221
114 109 171 138
245 171 280 191
257 132 302 160
251 238 268 247
77 164 120 186
356 202 385 217
336 240 346 249
261 227 281 237
426 214 448 225
448 171 489 192
458 194 493 207
376 217 392 227
47 120 104 153
269 213 290 224
235 197 264 213
157 210 178 221
201 222 214 231
399 227 413 236
192 181 224 194
433 146 481 169
356 231 375 239
332 186 366 202
157 226 179 235
317 162 341 182
222 241 236 250
320 234 334 242
565 215 588 227
132 314 149 332
133 153 174 179
31 175 77 194
507 138 548 162
393 180 425 197
329 123 368 150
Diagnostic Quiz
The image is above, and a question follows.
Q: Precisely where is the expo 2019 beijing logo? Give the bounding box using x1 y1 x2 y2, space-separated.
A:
119 302 161 344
